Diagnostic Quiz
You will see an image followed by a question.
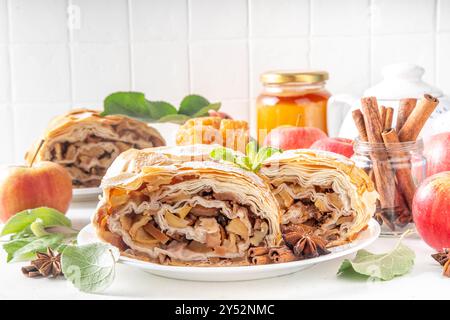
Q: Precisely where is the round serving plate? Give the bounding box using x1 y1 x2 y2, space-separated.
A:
77 219 380 282
72 187 102 202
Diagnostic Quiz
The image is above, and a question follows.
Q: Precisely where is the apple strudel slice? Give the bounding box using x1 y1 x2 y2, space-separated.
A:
25 109 165 188
93 145 281 266
259 149 378 247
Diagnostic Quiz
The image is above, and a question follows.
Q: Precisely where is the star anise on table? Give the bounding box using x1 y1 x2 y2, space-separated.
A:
282 224 330 260
431 249 450 278
21 248 63 278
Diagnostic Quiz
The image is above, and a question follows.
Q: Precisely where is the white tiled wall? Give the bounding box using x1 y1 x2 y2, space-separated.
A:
1 0 450 164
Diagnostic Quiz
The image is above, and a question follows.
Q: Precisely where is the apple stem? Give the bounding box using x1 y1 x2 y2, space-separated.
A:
29 139 45 167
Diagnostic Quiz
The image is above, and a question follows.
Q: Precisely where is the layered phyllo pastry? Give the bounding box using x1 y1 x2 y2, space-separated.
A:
176 117 249 153
25 109 165 188
259 150 378 247
93 145 281 266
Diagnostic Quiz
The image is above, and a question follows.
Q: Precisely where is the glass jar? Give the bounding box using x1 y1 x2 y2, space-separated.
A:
256 70 330 143
352 138 426 236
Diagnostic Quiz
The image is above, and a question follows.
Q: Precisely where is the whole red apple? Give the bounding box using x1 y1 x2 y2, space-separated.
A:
423 132 450 177
412 171 450 251
263 126 327 151
0 161 72 222
310 137 354 158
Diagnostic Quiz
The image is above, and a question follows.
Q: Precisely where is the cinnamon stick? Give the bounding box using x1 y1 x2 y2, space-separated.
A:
352 109 368 141
360 97 396 209
379 105 387 129
248 247 269 257
384 107 394 130
398 94 439 142
396 98 417 132
251 255 271 265
381 128 416 210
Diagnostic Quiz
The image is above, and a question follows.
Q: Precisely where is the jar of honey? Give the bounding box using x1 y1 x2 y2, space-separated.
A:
256 70 330 143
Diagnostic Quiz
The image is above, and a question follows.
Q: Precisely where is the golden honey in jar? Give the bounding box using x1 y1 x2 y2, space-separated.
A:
256 70 330 143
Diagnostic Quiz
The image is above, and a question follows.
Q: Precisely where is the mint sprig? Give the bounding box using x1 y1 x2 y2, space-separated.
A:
102 92 221 124
210 141 281 172
1 207 118 293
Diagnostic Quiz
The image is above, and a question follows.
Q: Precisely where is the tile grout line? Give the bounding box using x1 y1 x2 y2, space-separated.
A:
368 0 374 86
67 0 75 109
247 0 252 127
187 0 193 93
308 0 312 68
127 0 135 90
434 0 439 86
5 0 15 160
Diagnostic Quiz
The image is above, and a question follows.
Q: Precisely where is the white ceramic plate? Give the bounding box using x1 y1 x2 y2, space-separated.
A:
72 187 102 202
77 219 380 282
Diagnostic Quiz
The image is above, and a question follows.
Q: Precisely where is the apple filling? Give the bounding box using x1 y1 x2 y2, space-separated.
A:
45 125 160 187
100 182 273 265
270 179 355 244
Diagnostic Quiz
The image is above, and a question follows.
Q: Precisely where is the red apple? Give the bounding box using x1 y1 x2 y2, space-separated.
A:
310 137 354 158
423 132 450 177
0 161 72 222
263 126 327 151
412 171 450 251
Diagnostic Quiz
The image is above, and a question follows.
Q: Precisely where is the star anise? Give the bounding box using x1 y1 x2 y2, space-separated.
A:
432 249 450 278
21 248 63 278
282 224 330 260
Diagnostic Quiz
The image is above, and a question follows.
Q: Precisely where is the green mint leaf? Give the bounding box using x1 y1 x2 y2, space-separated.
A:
210 147 237 163
30 219 50 237
1 207 71 237
9 233 65 262
246 141 258 164
157 113 191 124
3 237 37 262
178 95 210 116
235 156 252 171
147 101 177 119
102 92 153 120
252 146 282 171
191 102 221 118
337 242 415 281
61 243 120 293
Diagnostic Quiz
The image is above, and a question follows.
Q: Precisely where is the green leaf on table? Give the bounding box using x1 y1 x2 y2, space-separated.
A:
178 95 210 116
147 101 177 119
337 241 415 281
61 243 120 293
191 102 221 118
102 92 153 120
157 113 191 124
7 233 65 262
1 207 71 237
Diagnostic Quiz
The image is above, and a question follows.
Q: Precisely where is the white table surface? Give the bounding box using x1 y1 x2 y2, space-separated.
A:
0 200 448 300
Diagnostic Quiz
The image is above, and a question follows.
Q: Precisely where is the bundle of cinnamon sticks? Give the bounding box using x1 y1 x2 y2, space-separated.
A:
352 94 439 231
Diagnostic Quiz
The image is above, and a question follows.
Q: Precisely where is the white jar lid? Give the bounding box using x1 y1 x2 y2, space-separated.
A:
364 63 443 100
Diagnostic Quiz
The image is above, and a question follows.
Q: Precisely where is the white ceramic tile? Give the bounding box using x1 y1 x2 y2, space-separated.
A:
13 103 70 163
133 42 189 102
131 0 188 41
71 0 129 43
190 40 248 100
250 38 309 97
70 101 103 110
0 45 9 102
72 43 130 102
190 0 247 40
221 100 250 122
0 104 13 164
11 44 70 102
311 36 370 95
437 33 450 94
372 0 435 35
9 0 68 43
311 0 370 36
371 34 435 85
250 0 309 37
438 0 450 32
0 0 8 43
